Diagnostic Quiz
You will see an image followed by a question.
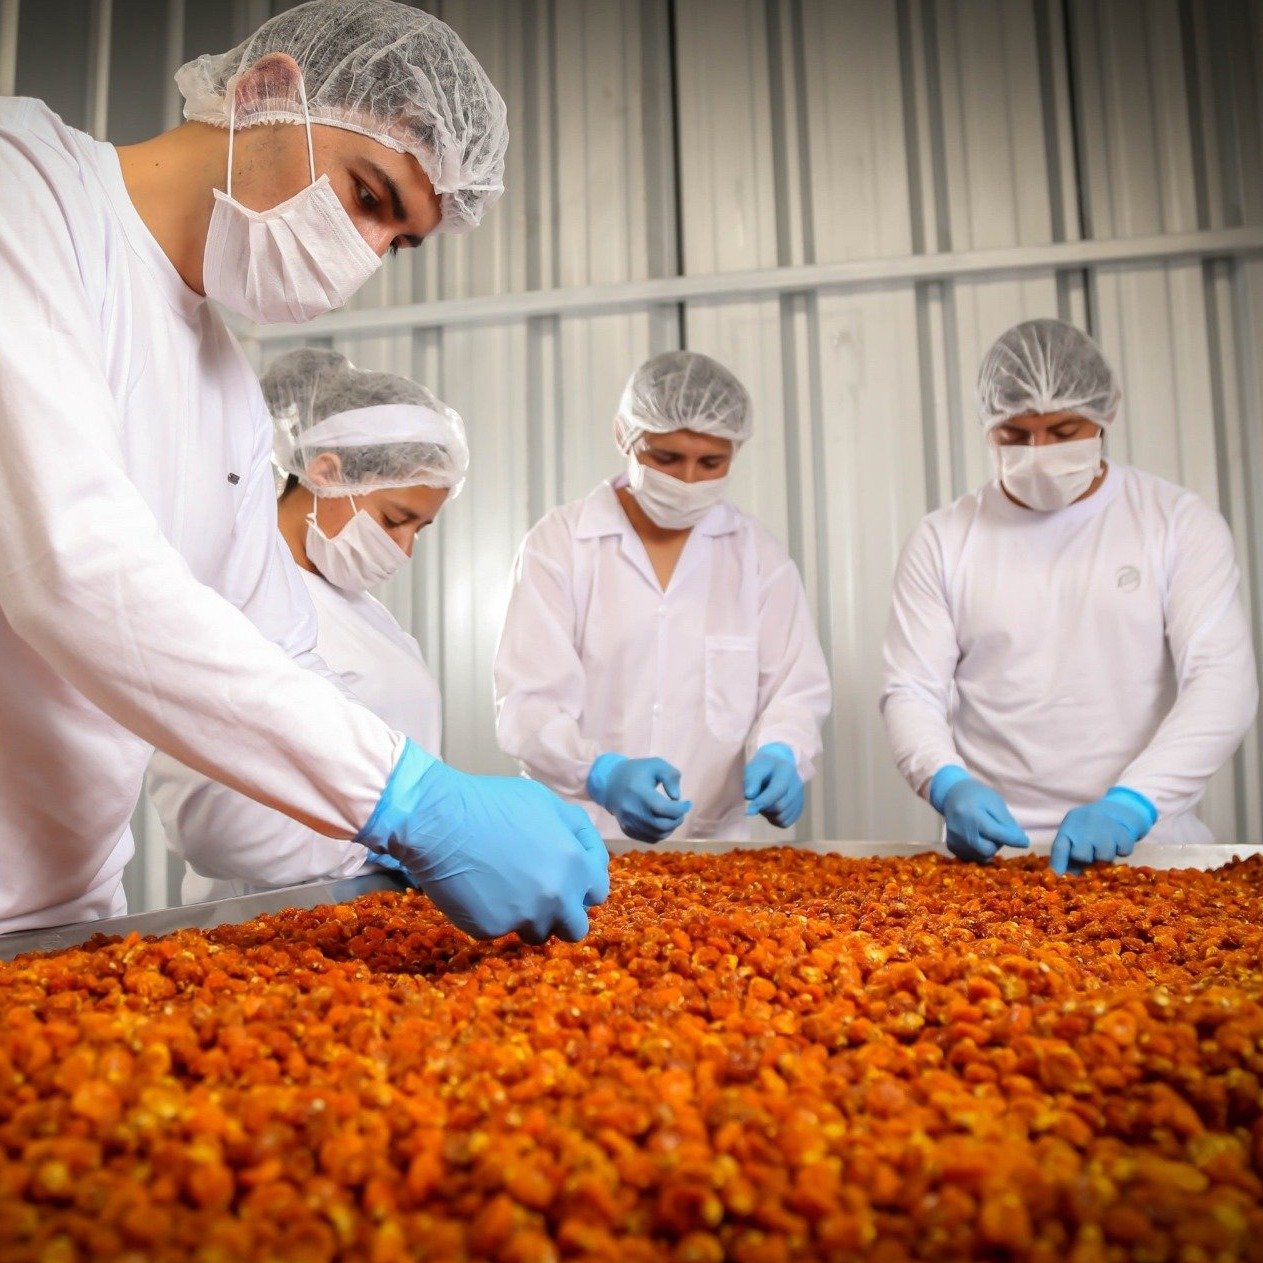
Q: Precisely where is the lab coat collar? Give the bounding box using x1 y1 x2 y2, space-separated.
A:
575 476 740 540
94 141 206 321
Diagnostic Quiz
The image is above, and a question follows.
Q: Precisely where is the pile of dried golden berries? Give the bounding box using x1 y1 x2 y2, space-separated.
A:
1 849 1262 1263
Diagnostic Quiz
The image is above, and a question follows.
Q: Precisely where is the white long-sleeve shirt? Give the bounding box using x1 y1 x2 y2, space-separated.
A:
880 463 1258 844
0 98 402 932
494 477 832 839
151 569 442 902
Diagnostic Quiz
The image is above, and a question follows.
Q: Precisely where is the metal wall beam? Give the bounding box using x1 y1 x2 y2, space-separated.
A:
245 226 1263 342
86 0 112 139
0 0 17 96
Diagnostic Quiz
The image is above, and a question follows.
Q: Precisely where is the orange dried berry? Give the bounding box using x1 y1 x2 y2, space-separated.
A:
68 1080 121 1128
185 1160 234 1212
31 1161 73 1201
0 850 1261 1261
978 1192 1034 1250
673 1230 725 1262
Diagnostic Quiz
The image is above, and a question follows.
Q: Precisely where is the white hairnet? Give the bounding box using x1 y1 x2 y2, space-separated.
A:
613 351 754 454
977 318 1121 431
268 347 469 497
176 0 507 234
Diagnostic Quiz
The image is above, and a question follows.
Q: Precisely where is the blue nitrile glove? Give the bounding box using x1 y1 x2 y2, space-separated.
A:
743 743 805 828
367 850 413 882
356 739 610 943
929 765 1030 863
1049 786 1158 877
586 754 691 843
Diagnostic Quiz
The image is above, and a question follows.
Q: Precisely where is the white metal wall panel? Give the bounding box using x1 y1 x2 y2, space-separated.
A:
799 0 914 265
814 288 936 841
674 0 778 274
4 0 1262 913
937 0 1055 251
1205 257 1263 836
554 0 661 287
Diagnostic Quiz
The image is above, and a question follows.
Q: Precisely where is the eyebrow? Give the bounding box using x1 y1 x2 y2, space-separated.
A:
366 161 424 247
366 160 407 222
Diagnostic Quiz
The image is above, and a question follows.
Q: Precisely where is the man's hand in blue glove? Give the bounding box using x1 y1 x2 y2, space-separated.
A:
586 754 691 843
356 739 610 943
929 765 1030 863
1049 787 1158 876
744 743 805 828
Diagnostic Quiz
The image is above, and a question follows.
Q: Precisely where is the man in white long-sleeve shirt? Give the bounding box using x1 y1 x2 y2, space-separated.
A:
0 0 606 941
880 318 1257 875
495 351 832 844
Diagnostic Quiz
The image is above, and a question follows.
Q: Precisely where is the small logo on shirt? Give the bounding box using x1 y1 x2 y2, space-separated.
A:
227 472 240 485
1116 565 1141 592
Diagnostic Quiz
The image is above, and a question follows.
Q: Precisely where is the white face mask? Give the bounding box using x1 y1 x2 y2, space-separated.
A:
306 497 409 592
992 435 1103 512
203 76 382 324
626 452 730 530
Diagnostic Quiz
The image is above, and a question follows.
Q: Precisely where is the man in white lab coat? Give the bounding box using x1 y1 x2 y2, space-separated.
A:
151 348 459 901
0 0 607 941
880 318 1257 875
495 351 833 843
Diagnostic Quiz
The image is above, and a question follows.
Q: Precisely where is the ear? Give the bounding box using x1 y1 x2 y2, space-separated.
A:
232 52 304 119
304 451 343 489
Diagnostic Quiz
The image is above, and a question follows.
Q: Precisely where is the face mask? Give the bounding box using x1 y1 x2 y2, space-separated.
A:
626 452 730 530
992 436 1103 512
306 497 408 592
203 75 382 324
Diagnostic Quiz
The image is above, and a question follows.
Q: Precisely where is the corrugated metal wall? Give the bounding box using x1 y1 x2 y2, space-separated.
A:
3 0 1261 913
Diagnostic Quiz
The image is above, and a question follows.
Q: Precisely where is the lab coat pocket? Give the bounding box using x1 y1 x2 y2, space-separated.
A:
704 635 759 743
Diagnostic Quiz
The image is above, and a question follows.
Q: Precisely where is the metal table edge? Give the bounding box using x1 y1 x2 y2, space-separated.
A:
0 872 409 961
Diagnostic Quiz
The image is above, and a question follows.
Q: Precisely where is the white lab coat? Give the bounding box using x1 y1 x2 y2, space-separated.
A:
151 569 442 902
0 99 401 932
494 477 832 839
880 463 1258 845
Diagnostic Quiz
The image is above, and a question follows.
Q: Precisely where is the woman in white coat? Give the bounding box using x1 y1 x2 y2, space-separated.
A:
150 348 463 899
494 351 832 843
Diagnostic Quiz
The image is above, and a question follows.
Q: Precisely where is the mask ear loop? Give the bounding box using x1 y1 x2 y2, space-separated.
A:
306 477 324 539
225 82 238 199
225 69 315 198
308 484 357 541
297 72 316 186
